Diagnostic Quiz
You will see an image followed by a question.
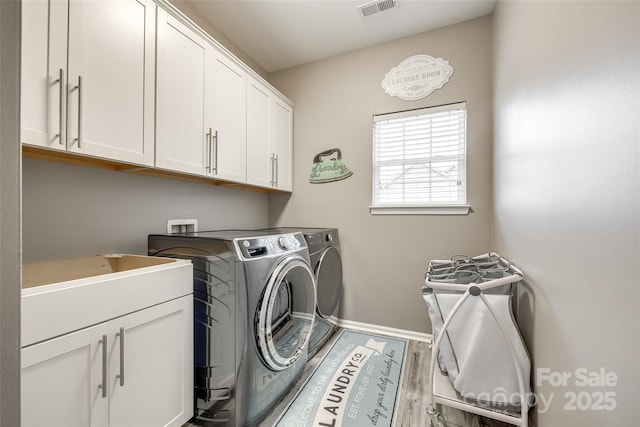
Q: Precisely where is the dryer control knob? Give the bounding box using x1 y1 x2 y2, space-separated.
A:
278 237 289 251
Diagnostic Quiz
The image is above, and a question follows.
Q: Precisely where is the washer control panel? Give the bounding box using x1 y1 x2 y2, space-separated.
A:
236 233 305 259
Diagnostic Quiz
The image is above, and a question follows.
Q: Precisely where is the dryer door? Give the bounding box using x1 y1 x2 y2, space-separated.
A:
315 246 343 319
256 255 316 371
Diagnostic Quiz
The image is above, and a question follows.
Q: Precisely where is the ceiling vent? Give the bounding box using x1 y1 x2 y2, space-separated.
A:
357 0 398 18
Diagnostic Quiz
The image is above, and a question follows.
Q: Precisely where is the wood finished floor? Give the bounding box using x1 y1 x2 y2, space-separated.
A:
258 329 519 427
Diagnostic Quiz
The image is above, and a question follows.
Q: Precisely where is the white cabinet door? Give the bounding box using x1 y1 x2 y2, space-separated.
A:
270 97 293 191
205 50 247 182
21 323 109 427
246 77 272 188
21 297 193 427
156 11 207 176
21 0 68 150
21 0 155 165
67 0 155 165
109 296 193 427
246 76 294 191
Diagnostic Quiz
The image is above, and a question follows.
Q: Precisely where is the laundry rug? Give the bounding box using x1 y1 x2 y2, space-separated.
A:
275 329 407 427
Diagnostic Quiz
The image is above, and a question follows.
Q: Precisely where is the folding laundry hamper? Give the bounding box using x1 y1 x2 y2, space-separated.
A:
422 253 531 427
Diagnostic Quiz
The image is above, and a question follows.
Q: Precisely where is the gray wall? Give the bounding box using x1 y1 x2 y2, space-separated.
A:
0 0 21 425
22 159 269 263
493 1 640 425
169 0 268 79
267 16 494 333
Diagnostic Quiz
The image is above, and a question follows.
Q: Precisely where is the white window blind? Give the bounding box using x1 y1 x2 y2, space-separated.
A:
371 102 468 215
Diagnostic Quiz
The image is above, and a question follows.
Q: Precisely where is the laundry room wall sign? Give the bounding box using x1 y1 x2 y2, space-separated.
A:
309 148 353 184
382 54 453 101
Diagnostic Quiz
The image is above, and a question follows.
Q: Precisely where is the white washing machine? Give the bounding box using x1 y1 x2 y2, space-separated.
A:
149 230 317 426
260 228 343 356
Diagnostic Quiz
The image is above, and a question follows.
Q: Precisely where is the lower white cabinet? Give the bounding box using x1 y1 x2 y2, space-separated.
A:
21 296 193 427
21 324 105 427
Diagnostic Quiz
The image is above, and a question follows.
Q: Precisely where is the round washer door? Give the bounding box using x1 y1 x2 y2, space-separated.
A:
315 246 343 318
256 255 317 371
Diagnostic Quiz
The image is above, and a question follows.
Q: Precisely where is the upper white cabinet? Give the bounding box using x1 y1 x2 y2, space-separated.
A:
270 97 294 191
155 12 207 175
247 76 293 191
21 0 67 150
21 0 156 166
22 0 293 192
246 77 272 188
205 49 247 183
156 11 247 183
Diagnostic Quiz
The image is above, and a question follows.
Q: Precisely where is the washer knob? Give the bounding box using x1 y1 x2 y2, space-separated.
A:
278 237 289 250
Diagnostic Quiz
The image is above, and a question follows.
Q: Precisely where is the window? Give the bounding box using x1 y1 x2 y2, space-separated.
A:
370 102 469 215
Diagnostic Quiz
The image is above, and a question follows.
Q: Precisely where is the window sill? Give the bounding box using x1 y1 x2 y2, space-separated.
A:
369 205 470 216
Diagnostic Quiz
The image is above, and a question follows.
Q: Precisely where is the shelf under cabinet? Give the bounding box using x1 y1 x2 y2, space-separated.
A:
22 144 290 194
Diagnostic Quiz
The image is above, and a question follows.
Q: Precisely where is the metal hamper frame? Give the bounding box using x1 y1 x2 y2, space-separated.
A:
423 252 530 427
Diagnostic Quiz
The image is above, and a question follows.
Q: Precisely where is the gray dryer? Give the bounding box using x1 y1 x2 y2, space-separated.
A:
260 227 343 356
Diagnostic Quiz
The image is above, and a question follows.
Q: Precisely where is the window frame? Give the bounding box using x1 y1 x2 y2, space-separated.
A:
370 102 470 216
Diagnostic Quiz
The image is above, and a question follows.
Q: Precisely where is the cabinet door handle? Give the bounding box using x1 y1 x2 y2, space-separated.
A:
54 68 64 145
269 154 273 185
205 128 212 173
74 76 82 148
116 327 125 387
269 153 276 187
99 334 107 398
212 130 218 174
270 154 278 187
274 154 279 187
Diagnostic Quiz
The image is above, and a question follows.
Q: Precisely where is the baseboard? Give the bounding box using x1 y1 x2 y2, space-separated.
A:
333 318 433 343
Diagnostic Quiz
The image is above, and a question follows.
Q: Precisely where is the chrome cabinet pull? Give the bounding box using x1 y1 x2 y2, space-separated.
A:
116 327 125 387
74 76 82 148
99 334 107 398
212 130 218 174
54 68 64 144
274 154 279 187
270 154 276 186
205 128 212 173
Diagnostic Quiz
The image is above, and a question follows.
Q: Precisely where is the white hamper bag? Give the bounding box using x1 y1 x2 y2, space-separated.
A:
423 254 532 408
424 292 531 407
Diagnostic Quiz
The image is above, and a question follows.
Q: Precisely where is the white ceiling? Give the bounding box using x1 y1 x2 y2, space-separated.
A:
183 0 496 73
